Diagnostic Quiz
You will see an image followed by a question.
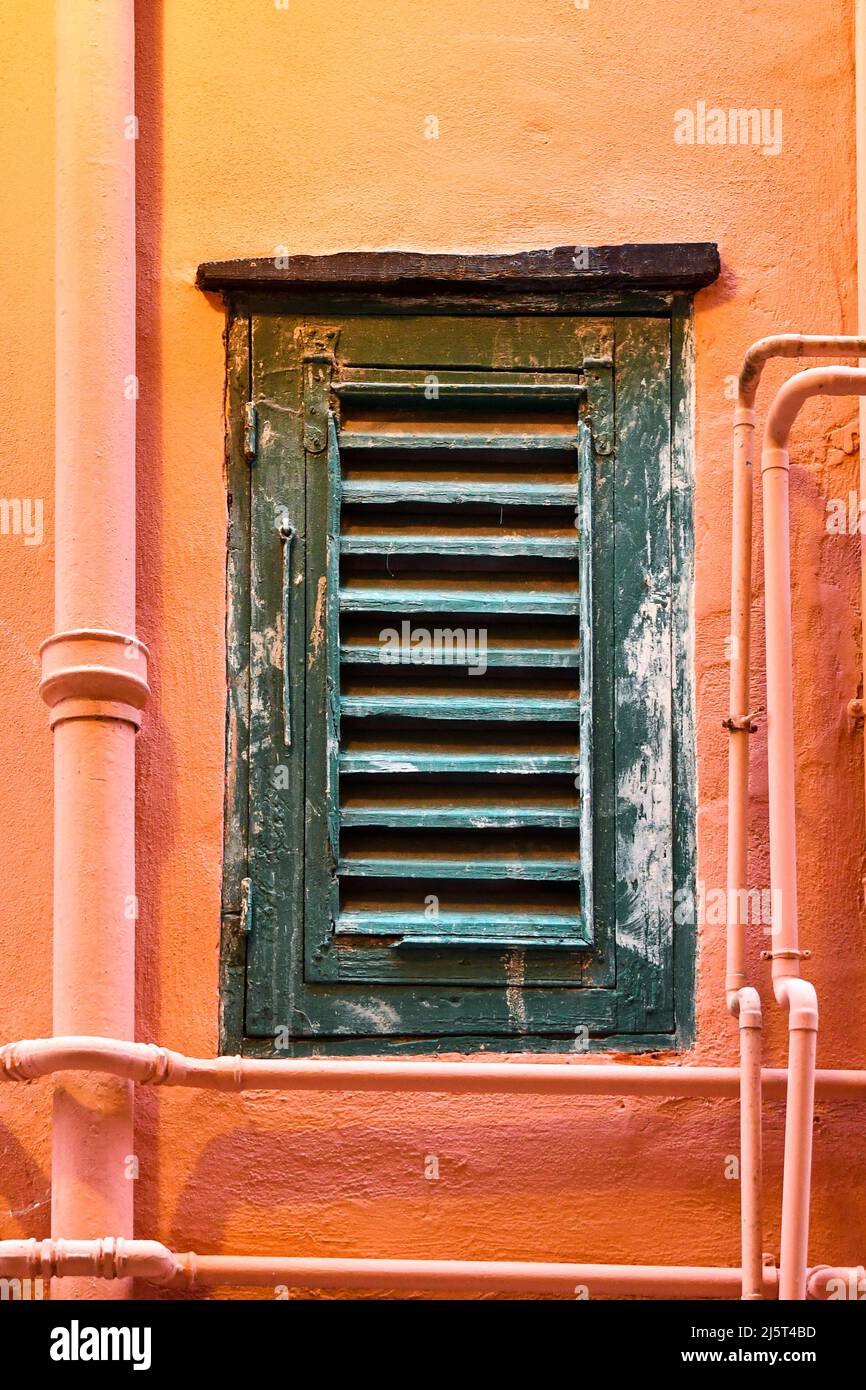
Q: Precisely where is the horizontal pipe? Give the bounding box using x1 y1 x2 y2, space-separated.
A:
175 1255 777 1299
3 1238 859 1300
0 1238 780 1298
2 1036 866 1101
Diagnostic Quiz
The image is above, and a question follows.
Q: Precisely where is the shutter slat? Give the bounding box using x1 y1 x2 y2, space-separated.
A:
340 429 577 451
334 369 585 401
341 480 578 506
339 750 579 774
336 910 587 946
341 805 580 829
339 855 581 881
340 583 579 616
340 642 578 668
340 532 580 558
337 910 581 932
395 934 588 949
340 694 580 721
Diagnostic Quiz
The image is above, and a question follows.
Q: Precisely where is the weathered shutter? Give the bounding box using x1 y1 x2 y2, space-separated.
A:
304 369 593 965
237 311 683 1049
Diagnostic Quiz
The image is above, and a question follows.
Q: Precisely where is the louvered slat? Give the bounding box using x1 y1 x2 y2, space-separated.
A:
339 854 582 881
340 582 579 616
334 368 586 402
340 642 578 668
341 805 580 829
340 694 580 721
339 532 579 558
341 429 578 451
341 479 578 506
336 911 588 949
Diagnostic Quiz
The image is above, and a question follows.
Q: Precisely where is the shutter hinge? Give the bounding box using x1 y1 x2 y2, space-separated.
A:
244 402 258 462
302 327 340 453
240 875 253 935
583 356 613 457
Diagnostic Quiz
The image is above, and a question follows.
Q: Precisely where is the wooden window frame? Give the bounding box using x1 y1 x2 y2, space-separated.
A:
201 245 719 1056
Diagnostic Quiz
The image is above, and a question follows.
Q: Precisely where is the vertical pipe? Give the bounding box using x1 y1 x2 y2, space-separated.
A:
725 406 755 1004
857 0 866 828
854 34 866 1300
761 418 809 1302
761 444 800 975
45 0 143 1299
737 989 764 1299
775 981 818 1300
760 367 866 1297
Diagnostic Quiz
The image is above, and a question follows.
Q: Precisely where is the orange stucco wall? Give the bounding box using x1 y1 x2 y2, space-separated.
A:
1 0 865 1296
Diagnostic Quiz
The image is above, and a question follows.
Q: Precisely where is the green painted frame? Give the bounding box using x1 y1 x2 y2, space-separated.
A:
217 287 698 1057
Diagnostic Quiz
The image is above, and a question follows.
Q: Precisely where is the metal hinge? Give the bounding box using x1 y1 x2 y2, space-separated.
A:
244 402 258 462
583 356 613 457
302 327 340 453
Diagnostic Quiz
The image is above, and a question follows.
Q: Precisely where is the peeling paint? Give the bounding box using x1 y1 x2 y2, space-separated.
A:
309 575 326 668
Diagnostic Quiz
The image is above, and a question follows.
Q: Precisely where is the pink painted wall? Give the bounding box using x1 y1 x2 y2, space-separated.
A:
1 0 865 1294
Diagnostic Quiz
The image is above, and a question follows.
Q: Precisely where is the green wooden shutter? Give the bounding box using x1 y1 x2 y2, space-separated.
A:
236 312 684 1051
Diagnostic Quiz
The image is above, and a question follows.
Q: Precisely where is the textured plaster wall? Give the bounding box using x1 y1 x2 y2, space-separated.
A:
0 0 864 1295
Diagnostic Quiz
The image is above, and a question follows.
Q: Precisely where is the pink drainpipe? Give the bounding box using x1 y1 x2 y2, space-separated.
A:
760 365 866 1299
726 335 866 1299
43 0 144 1298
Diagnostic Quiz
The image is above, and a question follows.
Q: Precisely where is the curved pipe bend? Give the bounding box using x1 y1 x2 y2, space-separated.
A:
765 366 866 452
738 335 866 408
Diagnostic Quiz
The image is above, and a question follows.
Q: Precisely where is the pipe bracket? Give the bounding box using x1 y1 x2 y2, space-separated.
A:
761 948 812 961
723 709 762 734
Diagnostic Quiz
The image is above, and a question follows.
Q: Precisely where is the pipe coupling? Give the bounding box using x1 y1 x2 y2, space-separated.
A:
760 446 790 475
40 629 150 730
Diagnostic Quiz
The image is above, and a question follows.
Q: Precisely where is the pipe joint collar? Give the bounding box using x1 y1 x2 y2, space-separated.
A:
761 446 790 475
0 1236 177 1284
40 629 150 729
